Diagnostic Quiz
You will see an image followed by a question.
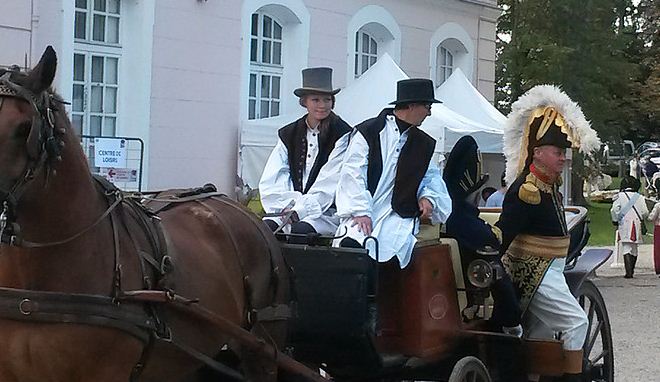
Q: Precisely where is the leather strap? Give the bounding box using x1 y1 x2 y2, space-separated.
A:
0 286 154 343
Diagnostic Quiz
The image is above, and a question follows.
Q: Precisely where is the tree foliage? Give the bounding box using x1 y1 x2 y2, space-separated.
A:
496 0 651 144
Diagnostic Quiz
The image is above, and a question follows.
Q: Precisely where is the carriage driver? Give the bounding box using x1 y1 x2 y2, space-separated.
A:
332 78 452 267
259 67 352 243
497 85 601 382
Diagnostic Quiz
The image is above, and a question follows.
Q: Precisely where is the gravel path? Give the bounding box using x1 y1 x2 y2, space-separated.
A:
593 273 660 382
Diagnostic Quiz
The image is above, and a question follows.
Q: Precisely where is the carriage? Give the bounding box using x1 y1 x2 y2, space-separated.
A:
277 206 614 382
0 46 613 382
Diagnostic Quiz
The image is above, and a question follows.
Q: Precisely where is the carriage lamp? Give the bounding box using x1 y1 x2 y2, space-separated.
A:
467 259 494 288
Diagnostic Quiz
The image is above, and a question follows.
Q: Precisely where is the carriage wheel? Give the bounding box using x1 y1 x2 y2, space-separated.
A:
447 356 491 382
577 279 614 382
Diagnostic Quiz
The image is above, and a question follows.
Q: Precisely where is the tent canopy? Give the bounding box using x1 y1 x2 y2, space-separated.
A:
239 53 504 187
435 67 506 129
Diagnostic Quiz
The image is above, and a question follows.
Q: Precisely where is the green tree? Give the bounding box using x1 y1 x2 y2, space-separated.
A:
634 0 660 142
497 0 640 142
496 0 644 203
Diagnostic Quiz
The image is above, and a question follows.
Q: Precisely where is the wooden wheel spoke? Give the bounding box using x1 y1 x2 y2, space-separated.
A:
590 349 608 364
585 316 603 354
585 299 595 337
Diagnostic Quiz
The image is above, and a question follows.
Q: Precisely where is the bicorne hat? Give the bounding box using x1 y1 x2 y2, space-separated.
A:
389 78 442 105
443 135 489 199
503 85 601 186
294 67 340 97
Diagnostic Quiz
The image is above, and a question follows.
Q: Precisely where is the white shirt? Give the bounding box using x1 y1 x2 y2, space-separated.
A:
334 115 452 267
259 121 351 223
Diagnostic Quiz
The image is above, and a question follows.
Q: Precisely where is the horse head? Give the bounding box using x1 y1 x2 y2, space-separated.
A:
0 46 84 246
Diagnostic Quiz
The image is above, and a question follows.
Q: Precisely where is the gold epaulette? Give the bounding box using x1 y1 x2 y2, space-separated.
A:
519 173 541 205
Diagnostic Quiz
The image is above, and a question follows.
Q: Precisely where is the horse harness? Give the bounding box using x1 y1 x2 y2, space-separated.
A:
0 72 290 380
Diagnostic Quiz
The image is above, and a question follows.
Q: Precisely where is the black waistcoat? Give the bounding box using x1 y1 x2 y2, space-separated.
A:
278 112 352 194
356 108 436 218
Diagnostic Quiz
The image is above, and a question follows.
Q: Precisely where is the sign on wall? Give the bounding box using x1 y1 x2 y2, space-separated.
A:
93 137 128 168
81 136 144 192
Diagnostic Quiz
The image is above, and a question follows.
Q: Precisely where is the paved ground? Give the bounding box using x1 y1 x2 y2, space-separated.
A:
589 244 660 382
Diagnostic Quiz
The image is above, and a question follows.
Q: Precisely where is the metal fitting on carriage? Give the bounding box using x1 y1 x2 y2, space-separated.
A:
466 259 494 288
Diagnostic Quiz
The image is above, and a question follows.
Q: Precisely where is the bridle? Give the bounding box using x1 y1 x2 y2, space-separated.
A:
0 71 70 246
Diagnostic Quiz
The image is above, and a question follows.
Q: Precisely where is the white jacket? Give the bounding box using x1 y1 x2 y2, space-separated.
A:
611 191 648 243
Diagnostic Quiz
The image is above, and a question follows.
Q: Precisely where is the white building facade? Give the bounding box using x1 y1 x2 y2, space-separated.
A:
1 0 499 193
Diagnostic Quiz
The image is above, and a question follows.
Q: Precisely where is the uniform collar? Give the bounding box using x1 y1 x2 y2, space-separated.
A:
530 163 561 187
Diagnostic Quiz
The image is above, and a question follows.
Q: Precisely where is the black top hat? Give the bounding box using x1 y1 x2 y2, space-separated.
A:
443 135 489 199
294 67 340 97
389 78 442 105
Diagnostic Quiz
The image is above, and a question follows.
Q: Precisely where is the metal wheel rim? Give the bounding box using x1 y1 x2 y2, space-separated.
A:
448 356 491 382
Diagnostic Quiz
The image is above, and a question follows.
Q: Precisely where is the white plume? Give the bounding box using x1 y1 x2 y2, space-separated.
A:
504 85 601 186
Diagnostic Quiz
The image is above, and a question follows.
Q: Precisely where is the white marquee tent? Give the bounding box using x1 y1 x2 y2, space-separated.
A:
434 68 505 154
238 53 505 188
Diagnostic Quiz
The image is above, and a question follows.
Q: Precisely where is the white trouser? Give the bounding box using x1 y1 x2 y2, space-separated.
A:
264 211 339 235
524 258 589 351
619 241 639 257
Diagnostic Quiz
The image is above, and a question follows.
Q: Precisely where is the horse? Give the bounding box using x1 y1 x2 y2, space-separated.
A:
0 46 290 381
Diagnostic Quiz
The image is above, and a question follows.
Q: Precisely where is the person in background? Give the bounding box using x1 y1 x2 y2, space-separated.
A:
648 200 660 278
486 171 508 207
629 154 639 179
480 187 497 207
259 67 352 243
333 78 452 268
611 176 648 278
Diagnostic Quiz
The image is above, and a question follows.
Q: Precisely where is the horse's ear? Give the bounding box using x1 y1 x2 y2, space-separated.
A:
25 46 57 94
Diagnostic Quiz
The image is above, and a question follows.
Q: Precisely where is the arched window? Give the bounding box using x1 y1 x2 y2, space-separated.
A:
346 6 401 84
430 23 475 88
437 46 454 85
354 30 378 77
248 13 283 120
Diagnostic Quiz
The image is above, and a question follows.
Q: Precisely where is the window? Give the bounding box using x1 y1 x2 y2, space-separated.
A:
248 13 283 119
72 53 119 136
354 30 378 77
73 0 121 137
437 46 454 85
75 0 120 44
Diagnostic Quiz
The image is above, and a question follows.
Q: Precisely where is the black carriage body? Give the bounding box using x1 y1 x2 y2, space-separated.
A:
278 207 613 382
282 244 382 374
281 241 472 380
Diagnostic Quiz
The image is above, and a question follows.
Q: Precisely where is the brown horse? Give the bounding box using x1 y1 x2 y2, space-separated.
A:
0 47 289 381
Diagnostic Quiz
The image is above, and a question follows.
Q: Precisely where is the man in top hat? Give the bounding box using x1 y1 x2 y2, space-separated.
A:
332 78 452 267
259 67 352 243
497 85 601 381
